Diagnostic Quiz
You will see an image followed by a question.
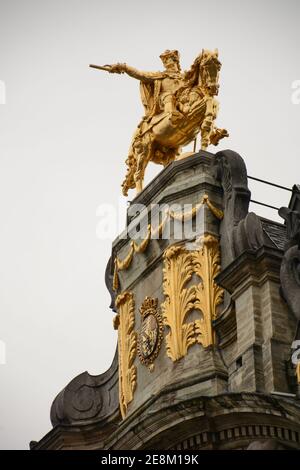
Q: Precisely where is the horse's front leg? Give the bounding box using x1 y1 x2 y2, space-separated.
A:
135 176 143 194
200 97 215 150
133 153 144 194
135 156 150 194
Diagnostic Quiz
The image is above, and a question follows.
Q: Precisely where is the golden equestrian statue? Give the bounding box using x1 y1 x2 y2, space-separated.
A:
90 49 228 196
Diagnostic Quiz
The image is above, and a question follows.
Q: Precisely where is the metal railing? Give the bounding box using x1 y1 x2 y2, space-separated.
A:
248 175 299 211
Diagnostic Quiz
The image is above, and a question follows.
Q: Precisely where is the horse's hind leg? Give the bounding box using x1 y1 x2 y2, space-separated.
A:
200 97 215 150
134 156 146 193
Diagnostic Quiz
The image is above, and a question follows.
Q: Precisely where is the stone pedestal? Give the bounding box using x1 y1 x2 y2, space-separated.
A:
32 149 300 450
111 151 227 419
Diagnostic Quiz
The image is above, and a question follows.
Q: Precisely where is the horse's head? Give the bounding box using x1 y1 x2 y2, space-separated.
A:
199 49 221 96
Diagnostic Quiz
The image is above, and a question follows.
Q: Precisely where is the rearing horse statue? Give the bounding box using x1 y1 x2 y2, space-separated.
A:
90 49 228 196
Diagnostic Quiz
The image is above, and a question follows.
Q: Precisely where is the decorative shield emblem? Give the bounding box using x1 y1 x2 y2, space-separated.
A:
138 297 163 371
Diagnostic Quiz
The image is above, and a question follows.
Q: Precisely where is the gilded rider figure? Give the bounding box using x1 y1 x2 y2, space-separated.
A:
108 50 184 120
106 50 186 194
90 49 228 195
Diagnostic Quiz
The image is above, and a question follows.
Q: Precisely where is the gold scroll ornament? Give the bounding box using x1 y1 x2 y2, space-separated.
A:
113 195 223 291
114 292 137 418
161 234 223 362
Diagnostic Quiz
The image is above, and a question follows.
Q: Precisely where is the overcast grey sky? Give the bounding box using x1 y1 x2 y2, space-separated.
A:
0 0 299 449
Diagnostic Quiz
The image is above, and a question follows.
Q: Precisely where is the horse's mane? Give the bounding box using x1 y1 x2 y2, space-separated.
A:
183 53 202 87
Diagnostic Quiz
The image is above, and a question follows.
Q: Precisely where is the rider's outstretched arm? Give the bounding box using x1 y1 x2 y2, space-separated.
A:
110 63 162 83
123 64 161 82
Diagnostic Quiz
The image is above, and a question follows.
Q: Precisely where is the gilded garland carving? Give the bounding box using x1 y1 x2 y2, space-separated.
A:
113 195 223 291
137 297 164 371
161 235 223 361
193 234 224 347
114 292 137 418
161 245 197 361
202 195 224 221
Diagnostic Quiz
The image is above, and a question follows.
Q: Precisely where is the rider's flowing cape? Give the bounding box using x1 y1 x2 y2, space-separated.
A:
139 72 166 120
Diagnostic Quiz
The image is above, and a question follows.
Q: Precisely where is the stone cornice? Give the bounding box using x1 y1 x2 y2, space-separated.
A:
130 150 218 206
32 391 300 450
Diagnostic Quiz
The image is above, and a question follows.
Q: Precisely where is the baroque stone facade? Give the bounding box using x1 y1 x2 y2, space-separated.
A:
31 150 300 450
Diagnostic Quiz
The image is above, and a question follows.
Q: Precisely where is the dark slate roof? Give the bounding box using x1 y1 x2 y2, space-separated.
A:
260 217 287 251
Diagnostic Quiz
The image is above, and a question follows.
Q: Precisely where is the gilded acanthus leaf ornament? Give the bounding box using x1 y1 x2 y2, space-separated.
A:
161 236 224 362
296 362 300 385
90 49 228 195
161 245 197 362
193 234 224 347
114 292 137 418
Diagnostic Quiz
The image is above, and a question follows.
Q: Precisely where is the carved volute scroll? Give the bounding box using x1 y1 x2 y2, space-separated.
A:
193 234 224 347
279 206 300 322
212 149 251 266
114 292 137 418
279 203 300 389
161 245 197 362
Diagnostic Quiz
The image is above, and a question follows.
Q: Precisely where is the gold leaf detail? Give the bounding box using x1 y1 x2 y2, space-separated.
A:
113 226 151 291
296 362 300 384
116 244 134 271
137 297 164 371
112 197 223 291
201 194 224 220
115 292 137 418
193 234 224 347
132 224 151 253
161 245 197 362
